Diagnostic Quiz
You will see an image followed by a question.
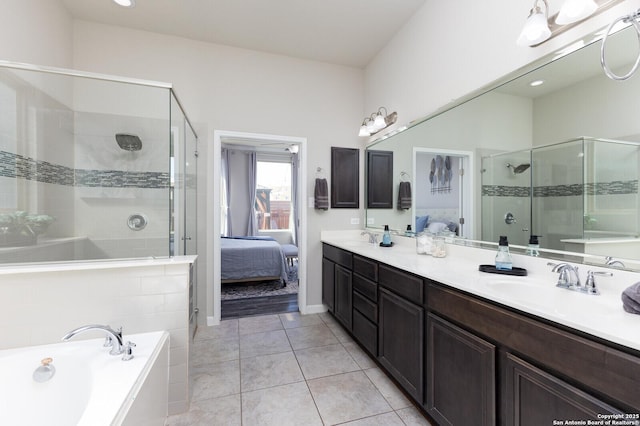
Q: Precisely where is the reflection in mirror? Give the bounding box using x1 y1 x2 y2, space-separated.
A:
365 23 640 271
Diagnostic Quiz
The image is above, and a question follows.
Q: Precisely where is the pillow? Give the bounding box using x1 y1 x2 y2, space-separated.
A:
427 221 448 234
415 215 429 233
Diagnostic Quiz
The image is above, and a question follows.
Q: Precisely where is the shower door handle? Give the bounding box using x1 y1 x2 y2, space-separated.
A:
182 236 192 241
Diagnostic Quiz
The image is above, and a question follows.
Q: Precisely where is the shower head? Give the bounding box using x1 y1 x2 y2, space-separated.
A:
115 133 142 151
506 163 530 174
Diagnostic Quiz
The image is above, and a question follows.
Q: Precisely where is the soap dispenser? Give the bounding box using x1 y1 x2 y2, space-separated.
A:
495 235 513 270
382 225 392 245
526 235 540 257
405 224 414 237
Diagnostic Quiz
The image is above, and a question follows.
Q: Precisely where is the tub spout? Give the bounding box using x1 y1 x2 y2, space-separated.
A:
62 324 124 355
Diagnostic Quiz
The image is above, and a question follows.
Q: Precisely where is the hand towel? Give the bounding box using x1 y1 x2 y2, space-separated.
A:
397 181 412 210
314 178 329 210
622 281 640 314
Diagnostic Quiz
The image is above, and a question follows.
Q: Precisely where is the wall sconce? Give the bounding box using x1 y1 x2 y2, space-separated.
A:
517 0 623 47
359 107 398 137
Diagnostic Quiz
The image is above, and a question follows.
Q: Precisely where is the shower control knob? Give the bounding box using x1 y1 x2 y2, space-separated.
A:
504 212 516 225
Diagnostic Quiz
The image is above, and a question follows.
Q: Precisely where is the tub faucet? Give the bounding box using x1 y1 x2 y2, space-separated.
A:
361 231 378 244
62 324 124 355
605 256 626 269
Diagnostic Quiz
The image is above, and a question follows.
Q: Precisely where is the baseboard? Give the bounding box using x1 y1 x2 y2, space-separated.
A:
301 304 327 315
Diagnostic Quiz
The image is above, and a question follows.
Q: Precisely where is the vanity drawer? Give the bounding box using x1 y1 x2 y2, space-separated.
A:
323 244 352 269
379 264 424 305
353 273 377 302
353 255 378 282
353 309 377 356
353 290 377 323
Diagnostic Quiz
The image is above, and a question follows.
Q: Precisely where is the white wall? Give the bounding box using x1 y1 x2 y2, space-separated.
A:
0 0 73 68
71 20 365 319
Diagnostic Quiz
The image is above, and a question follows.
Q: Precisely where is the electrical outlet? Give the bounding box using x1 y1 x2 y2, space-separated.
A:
350 218 360 225
308 197 314 208
367 217 375 225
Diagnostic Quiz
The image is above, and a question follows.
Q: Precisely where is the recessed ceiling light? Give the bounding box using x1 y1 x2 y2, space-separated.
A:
529 80 545 87
112 0 135 7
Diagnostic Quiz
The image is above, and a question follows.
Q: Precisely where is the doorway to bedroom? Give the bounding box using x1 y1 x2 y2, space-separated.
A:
215 131 307 321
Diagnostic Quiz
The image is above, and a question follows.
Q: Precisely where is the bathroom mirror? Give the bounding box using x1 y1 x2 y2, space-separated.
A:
365 23 640 269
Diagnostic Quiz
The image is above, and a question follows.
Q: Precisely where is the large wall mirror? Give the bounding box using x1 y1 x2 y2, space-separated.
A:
365 23 640 271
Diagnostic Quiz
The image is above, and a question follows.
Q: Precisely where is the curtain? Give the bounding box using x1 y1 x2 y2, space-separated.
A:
290 152 299 245
247 151 258 236
221 148 232 236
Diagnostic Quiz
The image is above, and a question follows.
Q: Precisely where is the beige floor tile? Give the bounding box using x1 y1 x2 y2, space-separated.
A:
239 314 284 335
342 340 377 369
285 323 339 350
364 367 412 410
191 336 239 366
326 321 354 343
239 329 291 359
295 343 360 380
396 406 434 425
279 312 323 329
165 393 241 426
307 370 392 425
341 411 406 425
240 351 304 392
241 381 323 426
318 311 338 325
194 320 238 341
191 359 240 401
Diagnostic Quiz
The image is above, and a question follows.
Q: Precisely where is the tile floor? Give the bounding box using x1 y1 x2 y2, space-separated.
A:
165 312 433 425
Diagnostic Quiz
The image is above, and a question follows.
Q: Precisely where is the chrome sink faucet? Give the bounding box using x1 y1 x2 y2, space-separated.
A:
361 231 379 244
62 324 124 355
548 262 581 289
548 262 612 295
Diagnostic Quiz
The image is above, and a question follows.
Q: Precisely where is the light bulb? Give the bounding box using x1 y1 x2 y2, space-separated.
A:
556 0 597 25
517 9 551 46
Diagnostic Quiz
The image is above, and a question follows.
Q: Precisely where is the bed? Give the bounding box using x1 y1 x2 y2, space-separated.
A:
414 208 460 235
221 236 289 284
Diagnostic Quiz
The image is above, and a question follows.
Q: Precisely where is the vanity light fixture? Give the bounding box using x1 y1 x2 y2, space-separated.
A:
518 0 625 47
556 0 598 25
112 0 135 7
358 107 397 137
517 0 551 47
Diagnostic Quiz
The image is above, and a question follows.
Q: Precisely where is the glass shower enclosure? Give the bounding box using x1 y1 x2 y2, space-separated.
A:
0 60 198 264
482 137 640 252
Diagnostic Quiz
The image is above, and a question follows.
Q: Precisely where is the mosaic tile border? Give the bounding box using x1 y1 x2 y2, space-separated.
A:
0 150 169 189
482 180 638 197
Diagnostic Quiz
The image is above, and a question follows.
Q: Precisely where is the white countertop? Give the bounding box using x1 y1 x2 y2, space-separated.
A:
322 230 640 353
0 255 197 275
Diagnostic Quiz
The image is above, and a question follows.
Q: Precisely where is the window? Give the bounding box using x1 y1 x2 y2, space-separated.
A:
255 160 291 230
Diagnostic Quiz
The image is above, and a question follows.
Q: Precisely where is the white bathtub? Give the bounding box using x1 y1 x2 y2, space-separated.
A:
0 330 169 426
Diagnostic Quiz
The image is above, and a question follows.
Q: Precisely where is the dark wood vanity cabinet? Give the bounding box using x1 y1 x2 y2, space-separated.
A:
378 286 424 402
426 313 496 425
501 352 622 425
330 147 359 209
321 244 640 425
322 244 353 331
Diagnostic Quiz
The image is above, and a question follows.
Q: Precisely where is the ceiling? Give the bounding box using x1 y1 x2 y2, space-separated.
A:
61 0 426 68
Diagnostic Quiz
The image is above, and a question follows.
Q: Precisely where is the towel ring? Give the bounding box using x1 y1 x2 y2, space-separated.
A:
400 171 410 181
601 9 640 81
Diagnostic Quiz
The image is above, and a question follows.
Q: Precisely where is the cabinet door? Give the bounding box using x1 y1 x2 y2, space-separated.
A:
331 147 359 208
378 287 424 402
502 352 623 426
322 258 335 313
366 150 393 209
334 264 353 331
426 313 496 425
